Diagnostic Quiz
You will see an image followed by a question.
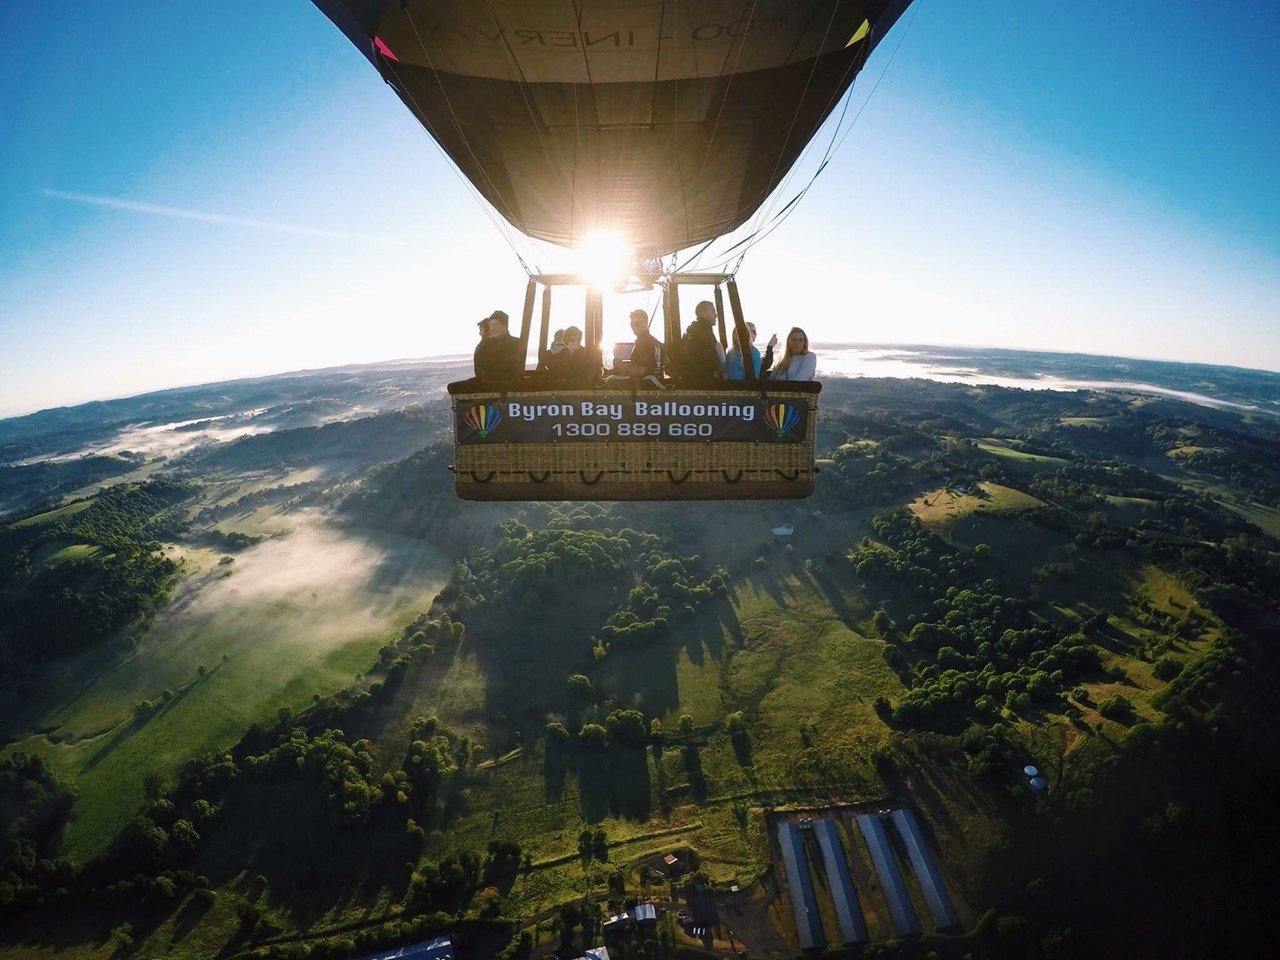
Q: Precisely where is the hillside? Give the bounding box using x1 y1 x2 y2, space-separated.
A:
1 367 1278 960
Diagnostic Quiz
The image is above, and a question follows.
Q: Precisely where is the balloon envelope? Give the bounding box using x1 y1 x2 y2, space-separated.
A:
314 0 914 257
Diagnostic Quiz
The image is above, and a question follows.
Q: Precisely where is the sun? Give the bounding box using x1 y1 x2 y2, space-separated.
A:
575 231 633 290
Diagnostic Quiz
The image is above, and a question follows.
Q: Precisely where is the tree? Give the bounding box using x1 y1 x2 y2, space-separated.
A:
1098 693 1136 723
677 714 695 737
108 923 134 958
1153 656 1183 681
170 818 200 857
578 723 609 749
128 816 169 861
605 709 648 748
410 715 440 738
404 737 456 801
872 609 892 635
567 674 594 701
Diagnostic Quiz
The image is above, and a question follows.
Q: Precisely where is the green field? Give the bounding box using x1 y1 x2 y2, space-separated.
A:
910 483 1045 526
9 499 93 529
4 369 1278 960
1058 417 1110 428
10 517 450 861
974 440 1067 466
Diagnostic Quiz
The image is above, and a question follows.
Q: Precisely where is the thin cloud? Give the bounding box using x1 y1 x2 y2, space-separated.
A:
41 189 400 244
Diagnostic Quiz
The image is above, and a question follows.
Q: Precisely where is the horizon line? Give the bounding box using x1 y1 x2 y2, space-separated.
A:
2 342 1278 423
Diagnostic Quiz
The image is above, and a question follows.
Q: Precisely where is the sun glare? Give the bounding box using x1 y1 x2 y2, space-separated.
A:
576 230 633 289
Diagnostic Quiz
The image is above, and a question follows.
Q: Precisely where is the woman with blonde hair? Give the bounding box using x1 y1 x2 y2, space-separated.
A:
770 327 816 381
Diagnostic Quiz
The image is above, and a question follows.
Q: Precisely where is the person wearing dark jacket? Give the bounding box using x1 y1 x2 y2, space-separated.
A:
473 310 525 381
614 310 662 379
679 301 725 382
546 325 593 380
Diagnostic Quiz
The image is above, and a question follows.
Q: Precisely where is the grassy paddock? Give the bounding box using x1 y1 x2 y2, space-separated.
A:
7 517 450 862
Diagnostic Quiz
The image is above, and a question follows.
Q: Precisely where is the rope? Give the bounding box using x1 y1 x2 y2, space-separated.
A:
673 0 691 244
689 0 846 271
399 8 527 235
478 0 570 203
382 57 538 275
569 0 588 245
750 0 842 227
650 2 671 256
693 0 759 187
693 0 925 272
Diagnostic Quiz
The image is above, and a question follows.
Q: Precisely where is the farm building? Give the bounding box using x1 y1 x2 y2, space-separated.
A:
630 903 658 926
663 853 684 876
813 819 869 945
576 948 610 960
856 813 921 937
355 936 453 960
777 821 825 951
891 809 960 930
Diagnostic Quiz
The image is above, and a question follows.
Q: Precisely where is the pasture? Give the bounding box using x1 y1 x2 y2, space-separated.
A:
9 514 450 861
973 439 1067 467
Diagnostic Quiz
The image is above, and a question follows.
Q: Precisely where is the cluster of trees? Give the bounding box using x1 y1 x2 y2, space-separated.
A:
1 479 196 660
465 521 662 622
1151 421 1280 507
851 510 978 597
241 728 381 824
62 478 196 549
355 615 462 697
858 511 1102 730
593 554 726 656
0 456 137 516
820 428 947 507
447 513 723 660
405 850 489 914
0 753 77 918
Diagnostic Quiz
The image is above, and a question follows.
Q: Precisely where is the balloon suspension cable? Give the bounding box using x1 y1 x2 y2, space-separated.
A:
689 0 844 273
690 0 927 275
692 0 761 190
394 7 543 275
478 0 571 195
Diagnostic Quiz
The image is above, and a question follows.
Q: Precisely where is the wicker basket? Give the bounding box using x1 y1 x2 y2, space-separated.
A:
451 385 818 501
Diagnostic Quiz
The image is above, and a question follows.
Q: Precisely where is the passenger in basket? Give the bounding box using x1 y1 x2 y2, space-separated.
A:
680 301 726 382
725 322 776 380
614 309 663 379
473 309 525 381
547 325 592 380
770 327 817 381
753 323 779 377
539 328 567 374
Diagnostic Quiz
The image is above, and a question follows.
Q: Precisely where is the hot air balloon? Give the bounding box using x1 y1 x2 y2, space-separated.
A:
313 0 915 501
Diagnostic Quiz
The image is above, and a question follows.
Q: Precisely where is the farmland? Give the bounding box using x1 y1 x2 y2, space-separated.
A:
2 365 1279 960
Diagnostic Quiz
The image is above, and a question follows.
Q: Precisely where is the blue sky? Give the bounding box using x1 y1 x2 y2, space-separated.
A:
1 0 1277 417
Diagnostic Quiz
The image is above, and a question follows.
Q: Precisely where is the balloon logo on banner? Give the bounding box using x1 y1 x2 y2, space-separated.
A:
763 403 800 437
464 404 501 438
